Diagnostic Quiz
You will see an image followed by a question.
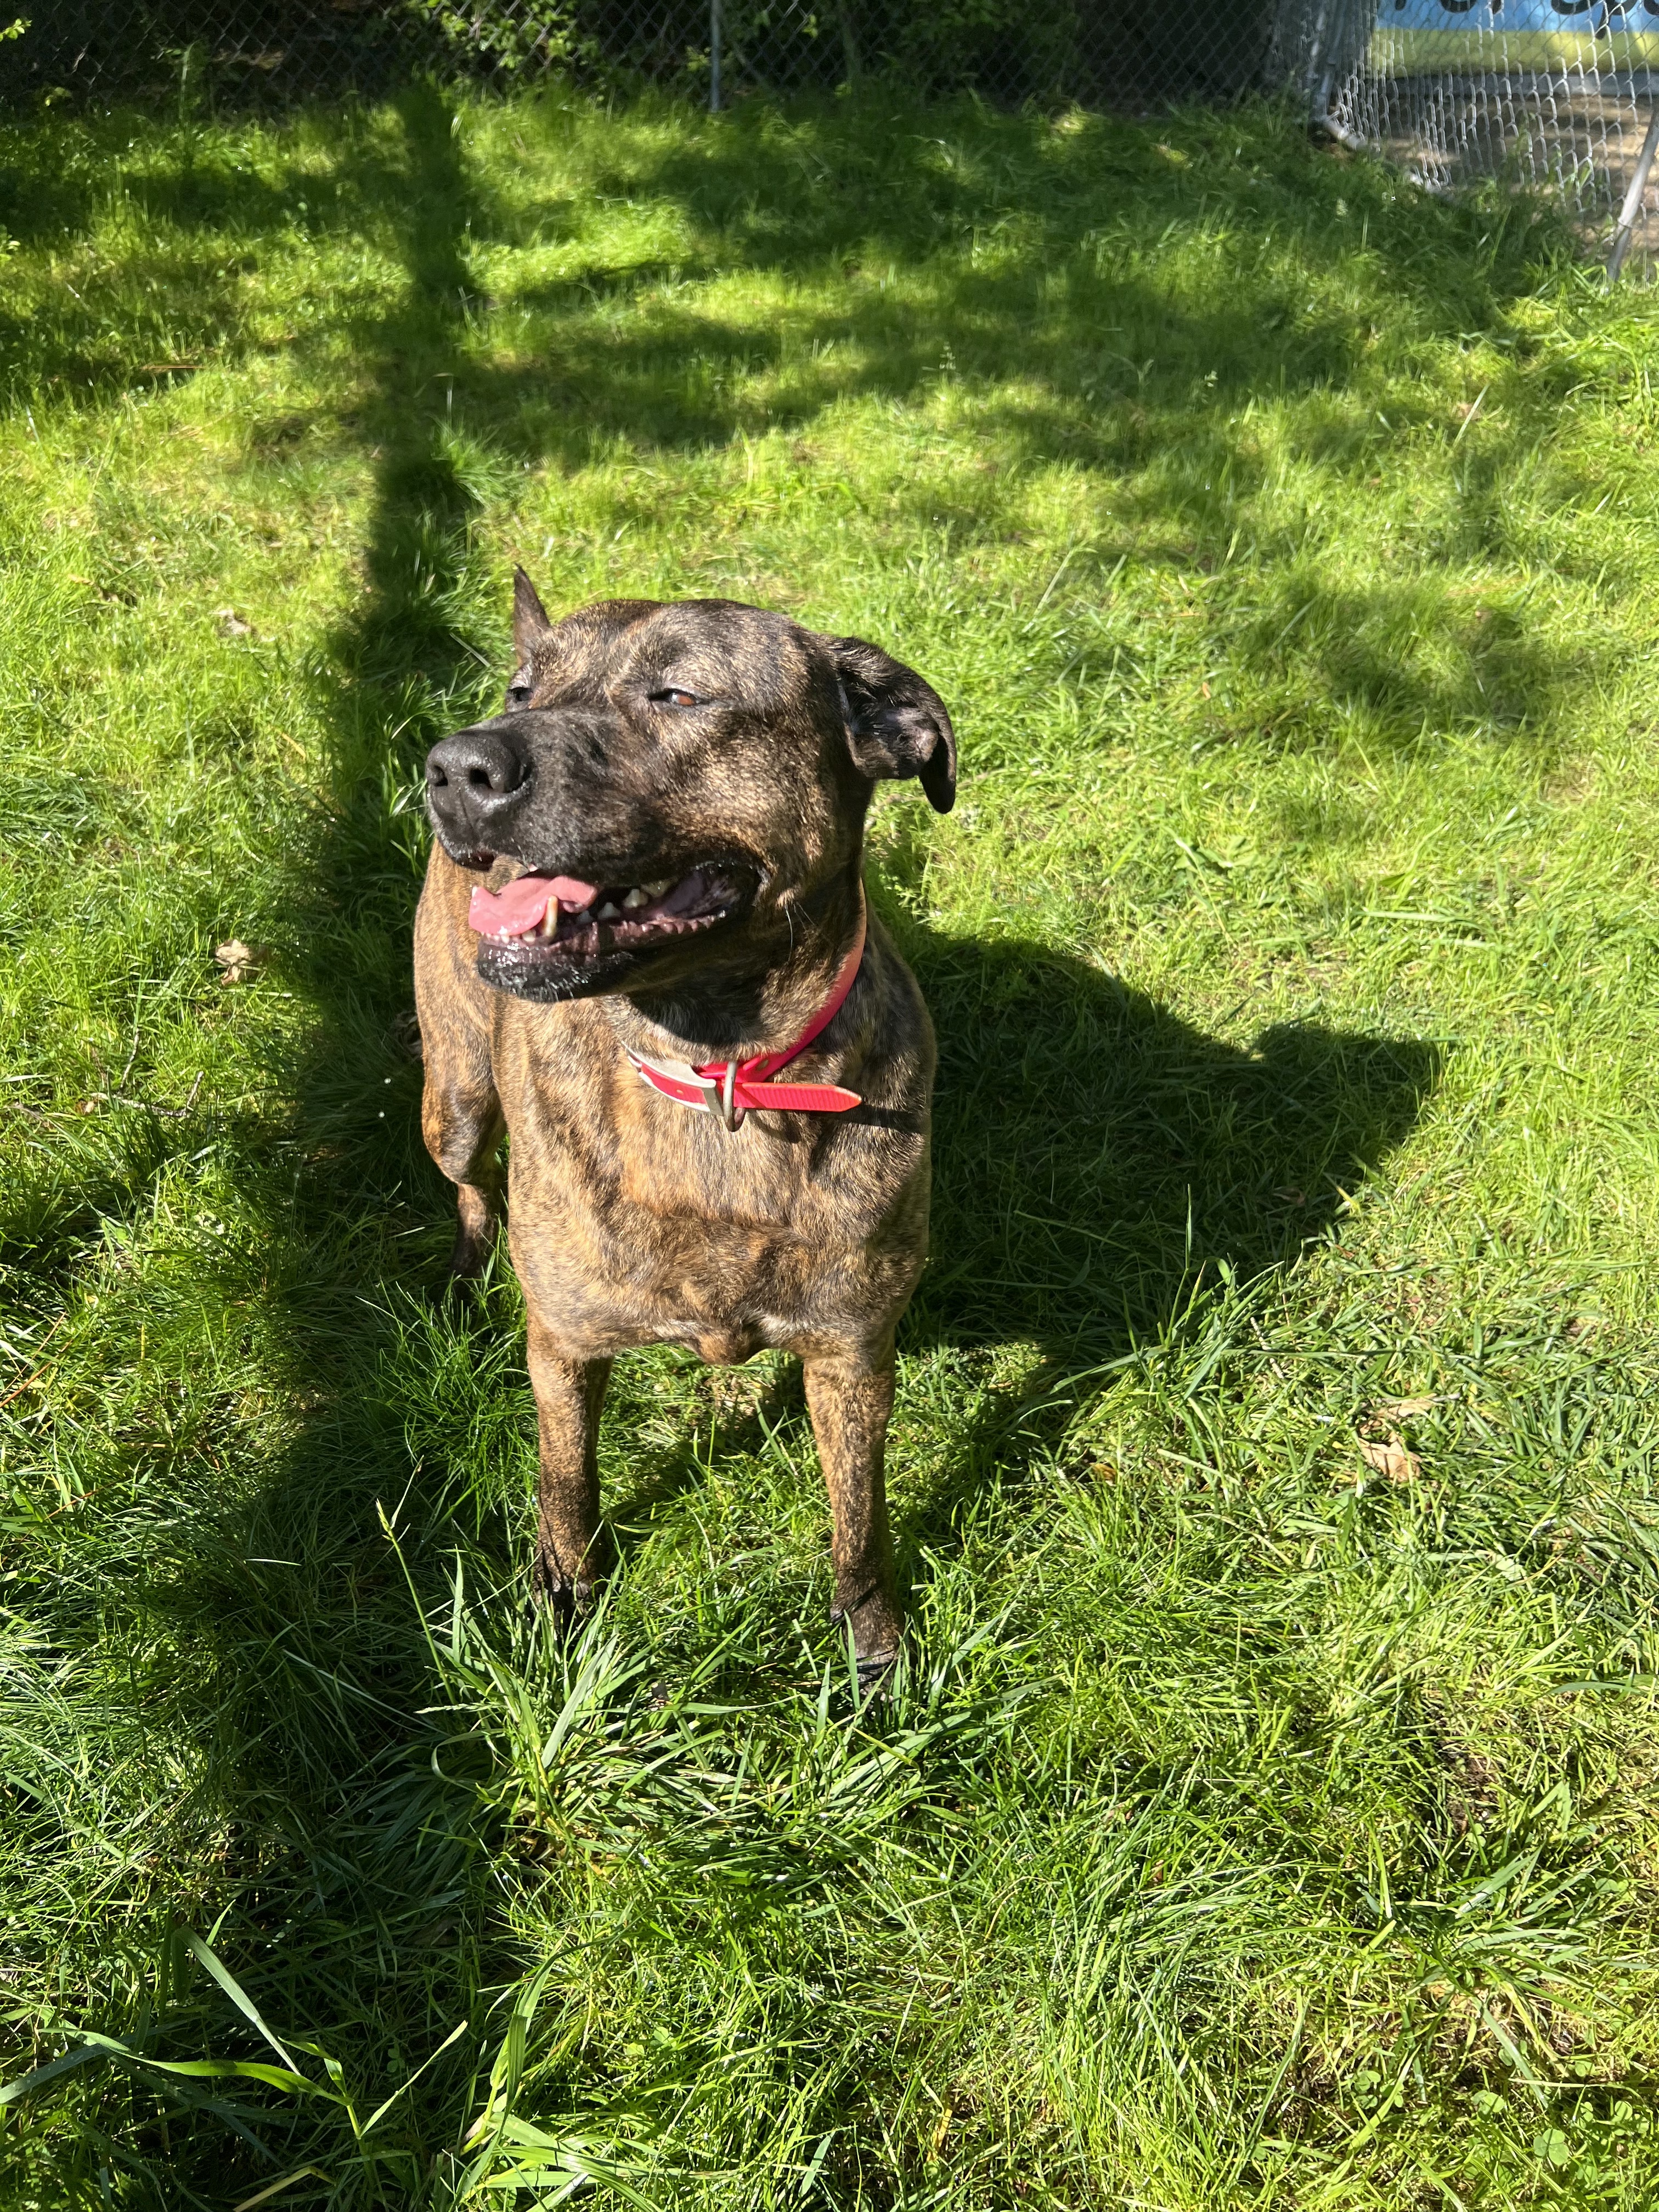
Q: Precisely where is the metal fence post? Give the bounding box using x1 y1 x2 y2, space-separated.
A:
710 0 721 112
1608 104 1659 283
1300 0 1334 108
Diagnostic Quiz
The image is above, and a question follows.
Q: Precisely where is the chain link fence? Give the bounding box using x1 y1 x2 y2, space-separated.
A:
5 2 1656 272
1319 2 1659 273
2 3 1301 110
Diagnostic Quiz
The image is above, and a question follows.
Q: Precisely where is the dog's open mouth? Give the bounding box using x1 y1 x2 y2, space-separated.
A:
467 862 749 962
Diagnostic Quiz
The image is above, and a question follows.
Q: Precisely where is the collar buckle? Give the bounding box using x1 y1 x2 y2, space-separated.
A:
716 1057 745 1131
625 1050 745 1131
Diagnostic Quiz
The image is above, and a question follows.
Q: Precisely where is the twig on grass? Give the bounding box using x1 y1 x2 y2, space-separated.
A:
89 1071 205 1119
0 1316 66 1411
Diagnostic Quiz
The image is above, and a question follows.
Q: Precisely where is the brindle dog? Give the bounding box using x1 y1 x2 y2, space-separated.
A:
416 572 956 1681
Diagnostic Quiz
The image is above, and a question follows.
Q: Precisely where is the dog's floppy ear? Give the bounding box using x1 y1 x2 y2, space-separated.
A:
827 635 957 814
512 566 553 658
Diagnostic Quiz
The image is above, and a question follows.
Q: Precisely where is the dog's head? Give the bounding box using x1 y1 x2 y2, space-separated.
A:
425 573 956 1003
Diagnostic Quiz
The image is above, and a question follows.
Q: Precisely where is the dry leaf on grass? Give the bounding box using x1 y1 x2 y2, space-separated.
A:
215 939 268 985
214 607 252 636
1358 1431 1420 1484
1372 1395 1440 1419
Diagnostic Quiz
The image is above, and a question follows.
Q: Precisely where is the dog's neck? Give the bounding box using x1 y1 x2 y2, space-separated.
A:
607 866 866 1061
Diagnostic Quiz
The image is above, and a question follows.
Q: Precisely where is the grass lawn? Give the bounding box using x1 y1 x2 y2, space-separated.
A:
5 76 1659 2210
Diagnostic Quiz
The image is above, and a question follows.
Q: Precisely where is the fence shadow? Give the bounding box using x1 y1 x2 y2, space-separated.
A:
11 83 1576 757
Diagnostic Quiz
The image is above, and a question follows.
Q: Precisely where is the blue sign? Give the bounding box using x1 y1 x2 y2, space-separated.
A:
1379 0 1659 62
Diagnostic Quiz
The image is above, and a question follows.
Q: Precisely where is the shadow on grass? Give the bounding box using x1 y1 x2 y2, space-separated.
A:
915 931 1440 1357
240 83 1460 1504
3 87 1593 771
3 89 523 2196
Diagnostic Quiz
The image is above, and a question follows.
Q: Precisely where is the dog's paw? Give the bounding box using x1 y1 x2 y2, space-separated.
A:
528 1554 597 1628
447 1229 497 1285
830 1588 903 1679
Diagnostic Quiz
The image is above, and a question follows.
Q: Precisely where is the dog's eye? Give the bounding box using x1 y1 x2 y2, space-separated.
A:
651 687 701 709
505 668 533 708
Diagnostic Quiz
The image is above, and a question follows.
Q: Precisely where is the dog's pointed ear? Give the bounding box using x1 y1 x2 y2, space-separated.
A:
512 566 552 659
827 635 957 814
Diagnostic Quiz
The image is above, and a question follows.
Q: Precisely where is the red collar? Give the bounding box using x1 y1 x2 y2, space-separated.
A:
624 900 866 1130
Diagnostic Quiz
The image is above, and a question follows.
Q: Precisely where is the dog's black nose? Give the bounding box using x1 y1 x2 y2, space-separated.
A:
426 724 529 833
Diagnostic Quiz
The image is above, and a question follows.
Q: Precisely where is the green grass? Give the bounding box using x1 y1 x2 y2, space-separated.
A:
5 75 1659 2209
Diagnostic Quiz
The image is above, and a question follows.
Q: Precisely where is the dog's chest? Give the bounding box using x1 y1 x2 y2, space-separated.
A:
497 1034 917 1362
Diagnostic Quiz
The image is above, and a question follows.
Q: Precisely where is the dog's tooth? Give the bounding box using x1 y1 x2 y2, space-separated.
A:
621 887 649 910
641 878 673 898
596 899 621 921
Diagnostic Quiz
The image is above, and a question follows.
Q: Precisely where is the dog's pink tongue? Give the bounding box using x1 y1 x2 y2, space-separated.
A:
467 872 601 940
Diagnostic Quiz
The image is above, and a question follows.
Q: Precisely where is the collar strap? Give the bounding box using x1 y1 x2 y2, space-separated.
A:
624 899 866 1130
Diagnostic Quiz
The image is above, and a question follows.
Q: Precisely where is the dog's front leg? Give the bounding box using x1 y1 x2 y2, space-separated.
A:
526 1317 612 1616
414 853 505 1280
414 1018 504 1284
803 1342 902 1678
421 1080 504 1281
